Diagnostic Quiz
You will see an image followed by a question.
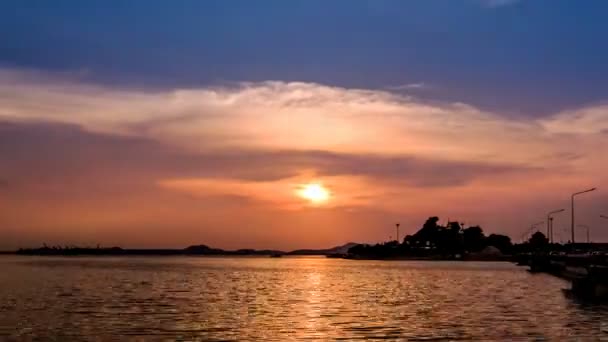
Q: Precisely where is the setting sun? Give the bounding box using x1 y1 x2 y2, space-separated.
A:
297 183 330 204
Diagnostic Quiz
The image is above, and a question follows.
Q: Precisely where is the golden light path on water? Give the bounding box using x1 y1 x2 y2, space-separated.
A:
1 256 604 340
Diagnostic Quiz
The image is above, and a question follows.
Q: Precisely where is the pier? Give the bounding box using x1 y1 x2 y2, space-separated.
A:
518 248 608 299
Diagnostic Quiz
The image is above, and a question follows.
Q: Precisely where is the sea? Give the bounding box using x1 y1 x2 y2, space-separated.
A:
0 256 607 340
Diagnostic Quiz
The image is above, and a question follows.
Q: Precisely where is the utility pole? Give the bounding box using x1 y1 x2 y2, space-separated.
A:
395 223 400 243
547 209 564 244
578 225 590 244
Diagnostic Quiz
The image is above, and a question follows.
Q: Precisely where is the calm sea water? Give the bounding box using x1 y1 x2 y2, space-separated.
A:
0 256 607 341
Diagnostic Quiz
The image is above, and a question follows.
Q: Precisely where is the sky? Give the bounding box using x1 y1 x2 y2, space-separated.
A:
1 0 607 250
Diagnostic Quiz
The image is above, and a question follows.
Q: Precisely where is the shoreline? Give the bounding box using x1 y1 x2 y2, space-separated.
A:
1 252 513 262
344 255 513 262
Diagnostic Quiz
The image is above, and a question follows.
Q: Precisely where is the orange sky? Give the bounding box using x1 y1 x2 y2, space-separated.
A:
1 69 607 249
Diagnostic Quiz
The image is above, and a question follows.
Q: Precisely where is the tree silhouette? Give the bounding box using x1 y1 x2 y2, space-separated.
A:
349 216 519 259
486 234 513 254
528 231 549 249
463 226 485 252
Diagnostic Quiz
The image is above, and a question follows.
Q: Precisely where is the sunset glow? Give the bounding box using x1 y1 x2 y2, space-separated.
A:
1 1 607 251
5 2 608 340
297 183 331 205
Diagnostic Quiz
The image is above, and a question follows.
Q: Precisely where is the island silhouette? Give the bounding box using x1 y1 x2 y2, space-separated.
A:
11 216 566 260
13 242 359 257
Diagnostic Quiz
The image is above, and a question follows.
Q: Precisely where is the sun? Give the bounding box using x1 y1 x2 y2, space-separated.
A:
297 183 330 204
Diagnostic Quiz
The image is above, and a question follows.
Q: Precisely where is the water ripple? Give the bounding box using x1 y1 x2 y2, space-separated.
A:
0 256 607 340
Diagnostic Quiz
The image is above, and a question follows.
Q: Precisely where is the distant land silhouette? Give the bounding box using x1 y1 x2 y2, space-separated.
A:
10 216 600 260
345 217 514 260
344 216 605 260
12 242 360 257
288 242 359 256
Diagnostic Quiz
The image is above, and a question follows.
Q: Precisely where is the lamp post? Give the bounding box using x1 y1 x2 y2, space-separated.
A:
601 215 608 220
577 224 590 243
571 188 596 244
562 226 570 244
547 209 565 244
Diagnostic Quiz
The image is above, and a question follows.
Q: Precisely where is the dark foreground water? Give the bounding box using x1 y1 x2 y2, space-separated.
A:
1 256 607 341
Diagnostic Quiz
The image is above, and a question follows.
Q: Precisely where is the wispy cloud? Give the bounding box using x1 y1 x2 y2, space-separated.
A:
0 121 318 185
541 104 608 135
2 68 605 169
385 83 429 91
0 120 541 211
480 0 522 8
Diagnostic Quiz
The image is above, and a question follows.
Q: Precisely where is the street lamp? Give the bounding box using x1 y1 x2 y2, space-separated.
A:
601 215 608 220
571 188 596 243
577 224 590 243
547 209 565 244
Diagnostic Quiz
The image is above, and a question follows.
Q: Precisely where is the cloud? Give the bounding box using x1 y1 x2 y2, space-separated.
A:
0 68 578 165
1 67 606 184
1 67 607 244
0 120 537 188
480 0 522 8
541 104 608 135
385 83 429 91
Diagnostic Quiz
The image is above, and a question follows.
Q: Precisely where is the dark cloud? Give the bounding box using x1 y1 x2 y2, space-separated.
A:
274 150 537 187
0 121 538 190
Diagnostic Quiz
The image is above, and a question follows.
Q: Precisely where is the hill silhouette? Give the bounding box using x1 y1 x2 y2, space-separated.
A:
287 242 360 256
15 244 285 256
13 243 360 256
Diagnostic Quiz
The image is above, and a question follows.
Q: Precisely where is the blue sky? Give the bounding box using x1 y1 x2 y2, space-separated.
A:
3 0 608 116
